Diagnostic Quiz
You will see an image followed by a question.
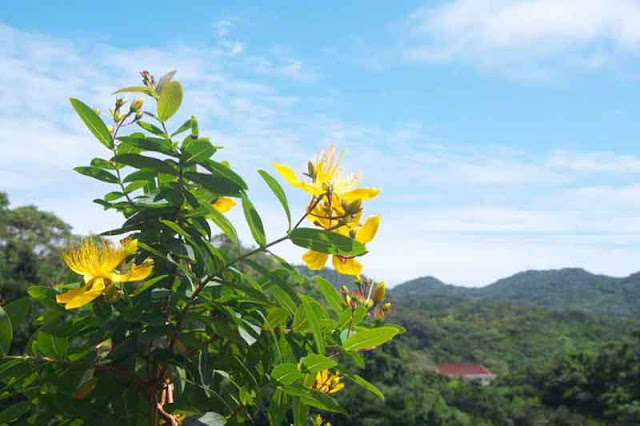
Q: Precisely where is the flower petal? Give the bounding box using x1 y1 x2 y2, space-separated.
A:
56 281 92 304
302 250 329 270
273 163 305 189
339 187 380 202
121 238 138 256
59 277 107 310
355 215 381 244
109 259 154 283
273 163 324 196
211 197 236 213
332 256 363 276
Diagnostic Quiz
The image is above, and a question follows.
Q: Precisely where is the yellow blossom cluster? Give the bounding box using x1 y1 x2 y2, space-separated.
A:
274 145 380 275
56 238 153 309
311 370 344 395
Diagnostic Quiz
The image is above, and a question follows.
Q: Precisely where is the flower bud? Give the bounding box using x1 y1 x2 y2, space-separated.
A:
382 302 391 311
115 98 126 109
140 70 156 88
130 98 144 112
135 110 143 120
341 285 348 294
365 299 374 308
307 161 316 179
93 108 100 116
372 281 386 305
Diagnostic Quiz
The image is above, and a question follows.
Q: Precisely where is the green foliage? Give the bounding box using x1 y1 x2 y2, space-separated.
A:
0 193 77 303
393 267 640 316
0 71 395 425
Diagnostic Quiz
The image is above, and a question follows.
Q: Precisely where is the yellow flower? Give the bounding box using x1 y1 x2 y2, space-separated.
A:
273 145 379 202
312 370 344 395
301 215 381 276
56 238 153 310
211 197 236 213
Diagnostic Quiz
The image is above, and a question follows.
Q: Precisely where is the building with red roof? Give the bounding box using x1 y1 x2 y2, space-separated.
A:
436 363 495 385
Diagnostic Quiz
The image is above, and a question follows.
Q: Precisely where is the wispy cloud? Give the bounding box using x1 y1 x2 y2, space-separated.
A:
4 21 640 285
402 0 640 77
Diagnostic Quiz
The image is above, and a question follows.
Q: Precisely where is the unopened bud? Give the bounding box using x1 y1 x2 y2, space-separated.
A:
135 110 143 120
345 294 352 306
307 161 316 179
382 302 391 311
130 98 144 112
93 108 100 116
115 98 126 109
342 199 362 215
372 281 386 305
365 299 374 308
341 285 348 294
140 70 156 88
107 125 114 133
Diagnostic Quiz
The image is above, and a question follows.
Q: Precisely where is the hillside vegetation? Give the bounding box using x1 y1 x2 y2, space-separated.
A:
393 268 640 316
2 193 639 424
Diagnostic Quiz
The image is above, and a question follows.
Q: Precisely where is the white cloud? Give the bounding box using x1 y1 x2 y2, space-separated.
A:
403 0 640 76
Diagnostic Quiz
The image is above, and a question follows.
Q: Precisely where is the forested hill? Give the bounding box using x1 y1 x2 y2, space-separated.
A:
392 268 640 316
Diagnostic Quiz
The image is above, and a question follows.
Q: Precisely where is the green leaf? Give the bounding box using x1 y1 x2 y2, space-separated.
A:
74 166 119 183
184 412 227 426
114 86 155 97
112 153 178 175
183 139 215 164
184 171 244 197
132 274 168 296
345 373 385 400
293 397 308 426
70 98 113 149
301 354 337 374
289 228 366 256
28 286 60 309
263 307 289 331
0 400 30 424
314 276 345 315
241 193 266 247
342 326 399 352
137 120 166 136
271 363 302 385
33 330 67 359
4 298 30 329
123 170 156 183
300 295 326 355
202 161 248 191
118 135 175 155
90 157 116 169
0 306 12 356
283 385 346 414
269 285 297 315
258 169 291 229
172 116 194 137
157 81 183 121
186 204 238 243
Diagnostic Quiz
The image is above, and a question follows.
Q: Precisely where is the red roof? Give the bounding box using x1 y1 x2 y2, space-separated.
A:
436 364 492 376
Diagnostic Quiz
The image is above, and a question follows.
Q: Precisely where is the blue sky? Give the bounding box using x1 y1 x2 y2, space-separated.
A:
4 0 640 286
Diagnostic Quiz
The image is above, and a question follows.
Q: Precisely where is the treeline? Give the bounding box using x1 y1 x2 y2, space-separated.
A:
320 296 640 425
0 192 76 302
2 193 639 424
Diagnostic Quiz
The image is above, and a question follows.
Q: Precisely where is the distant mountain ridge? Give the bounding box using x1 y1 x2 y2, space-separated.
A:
391 268 640 316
